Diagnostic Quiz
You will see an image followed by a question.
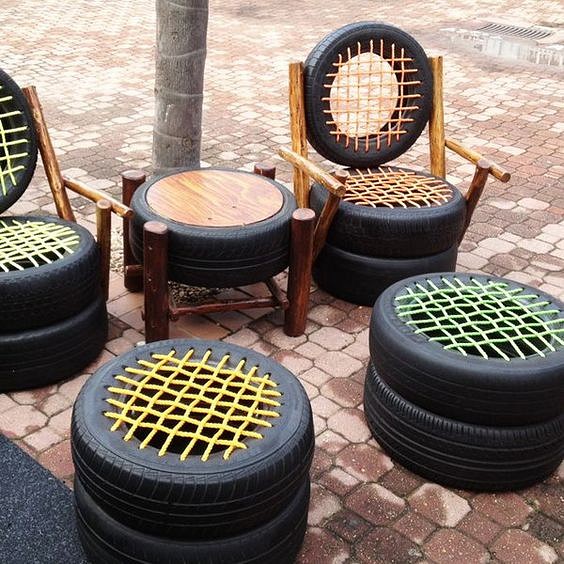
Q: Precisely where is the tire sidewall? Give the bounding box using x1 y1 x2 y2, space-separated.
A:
371 272 564 390
73 339 313 492
304 22 433 168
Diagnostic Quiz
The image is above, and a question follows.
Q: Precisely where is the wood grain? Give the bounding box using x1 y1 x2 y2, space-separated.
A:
23 86 75 222
446 138 511 182
147 169 284 226
289 61 309 207
428 56 446 179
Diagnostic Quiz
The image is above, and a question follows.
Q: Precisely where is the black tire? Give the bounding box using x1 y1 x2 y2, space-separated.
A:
309 171 466 257
0 68 38 213
370 273 564 426
75 476 309 564
0 216 100 331
364 363 564 491
129 169 296 288
304 22 433 168
0 294 108 392
71 339 314 539
313 242 458 306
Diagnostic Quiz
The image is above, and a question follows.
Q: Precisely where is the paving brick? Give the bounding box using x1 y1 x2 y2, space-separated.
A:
472 492 533 527
423 529 490 564
356 527 422 563
409 484 471 527
345 484 405 526
0 405 48 439
318 467 360 496
308 484 342 526
379 466 424 497
37 440 75 480
309 327 355 350
23 427 63 453
315 351 364 378
491 529 558 564
37 393 73 417
393 512 437 544
297 527 349 564
272 350 313 375
458 511 502 545
335 443 393 482
327 408 371 443
326 509 372 543
317 430 351 455
321 378 363 408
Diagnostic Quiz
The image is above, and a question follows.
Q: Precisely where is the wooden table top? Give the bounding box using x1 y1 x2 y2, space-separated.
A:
146 169 285 227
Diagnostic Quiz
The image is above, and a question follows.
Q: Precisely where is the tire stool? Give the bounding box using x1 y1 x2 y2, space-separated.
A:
365 272 564 491
71 339 314 563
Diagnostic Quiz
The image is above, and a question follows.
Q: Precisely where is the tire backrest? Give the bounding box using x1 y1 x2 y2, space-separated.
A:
303 22 433 169
0 68 38 214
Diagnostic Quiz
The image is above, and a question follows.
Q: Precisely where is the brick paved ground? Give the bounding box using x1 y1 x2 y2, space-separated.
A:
1 1 563 563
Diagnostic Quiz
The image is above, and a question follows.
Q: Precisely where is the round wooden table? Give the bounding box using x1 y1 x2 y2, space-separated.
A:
146 169 285 227
123 166 315 343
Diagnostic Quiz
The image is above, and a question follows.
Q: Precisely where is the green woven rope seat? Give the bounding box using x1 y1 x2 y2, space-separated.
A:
395 275 563 361
0 68 37 214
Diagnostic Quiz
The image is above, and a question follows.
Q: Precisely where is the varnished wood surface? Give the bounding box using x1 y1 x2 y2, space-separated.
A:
147 169 284 227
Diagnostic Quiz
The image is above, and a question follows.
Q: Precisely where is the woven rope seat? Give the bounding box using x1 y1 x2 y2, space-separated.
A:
105 347 282 462
0 68 37 214
343 166 453 208
0 217 79 272
395 275 564 361
71 339 313 541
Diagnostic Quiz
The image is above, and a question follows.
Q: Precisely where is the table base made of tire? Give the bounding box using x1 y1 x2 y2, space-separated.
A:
122 167 315 342
71 338 314 563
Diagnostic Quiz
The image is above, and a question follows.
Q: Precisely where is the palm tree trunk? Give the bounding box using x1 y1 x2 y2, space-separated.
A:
153 0 209 173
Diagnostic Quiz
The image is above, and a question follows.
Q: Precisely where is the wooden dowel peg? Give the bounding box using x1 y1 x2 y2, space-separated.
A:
96 199 112 300
122 171 146 292
284 208 315 336
253 163 276 180
143 221 170 343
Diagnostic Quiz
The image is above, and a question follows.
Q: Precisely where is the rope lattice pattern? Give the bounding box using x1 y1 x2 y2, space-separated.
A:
395 277 564 361
0 219 79 272
0 85 31 196
323 40 421 151
104 348 282 462
343 167 452 208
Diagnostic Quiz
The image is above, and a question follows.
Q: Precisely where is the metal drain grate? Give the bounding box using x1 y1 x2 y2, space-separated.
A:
477 23 554 41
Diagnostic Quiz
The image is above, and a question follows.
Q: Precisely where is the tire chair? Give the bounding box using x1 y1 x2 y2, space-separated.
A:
0 68 128 391
279 22 511 305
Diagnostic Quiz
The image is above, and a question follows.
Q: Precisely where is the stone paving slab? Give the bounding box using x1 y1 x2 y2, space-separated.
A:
1 1 563 563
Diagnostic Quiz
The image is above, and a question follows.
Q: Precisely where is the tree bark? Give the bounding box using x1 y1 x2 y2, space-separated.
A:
153 0 209 173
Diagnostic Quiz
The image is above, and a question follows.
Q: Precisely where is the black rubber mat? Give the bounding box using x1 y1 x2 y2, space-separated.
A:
0 434 87 563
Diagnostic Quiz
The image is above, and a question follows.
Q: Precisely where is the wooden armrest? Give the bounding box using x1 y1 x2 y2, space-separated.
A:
63 177 133 218
278 148 347 197
445 138 510 182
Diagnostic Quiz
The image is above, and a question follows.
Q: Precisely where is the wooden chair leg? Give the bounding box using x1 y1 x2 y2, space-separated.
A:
143 221 170 343
284 208 316 337
122 170 146 291
460 159 491 243
96 199 112 300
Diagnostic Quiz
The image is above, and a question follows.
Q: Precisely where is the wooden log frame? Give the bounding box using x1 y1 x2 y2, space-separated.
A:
288 61 310 208
22 85 133 297
278 148 346 259
137 165 316 342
